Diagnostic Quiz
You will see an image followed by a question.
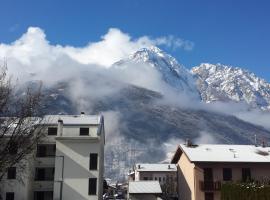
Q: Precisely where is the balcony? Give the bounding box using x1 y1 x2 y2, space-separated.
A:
199 181 221 191
34 181 54 190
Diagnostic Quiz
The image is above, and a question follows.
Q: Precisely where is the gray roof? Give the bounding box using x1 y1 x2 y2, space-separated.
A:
128 181 162 194
180 144 270 163
42 115 101 125
136 163 177 172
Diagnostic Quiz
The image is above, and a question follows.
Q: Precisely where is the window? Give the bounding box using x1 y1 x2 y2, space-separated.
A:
48 127 57 136
204 168 213 181
34 191 53 200
6 192 14 200
36 144 56 157
143 177 148 180
159 177 161 182
155 177 157 180
35 168 54 181
88 178 97 195
8 142 18 155
80 128 89 136
7 167 16 179
205 192 214 200
89 153 98 170
223 168 232 181
242 168 251 182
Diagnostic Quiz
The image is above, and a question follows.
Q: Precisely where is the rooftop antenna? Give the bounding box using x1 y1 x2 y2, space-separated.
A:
254 134 257 146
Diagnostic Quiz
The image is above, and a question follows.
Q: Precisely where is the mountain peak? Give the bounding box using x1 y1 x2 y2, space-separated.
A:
192 63 270 110
114 46 200 98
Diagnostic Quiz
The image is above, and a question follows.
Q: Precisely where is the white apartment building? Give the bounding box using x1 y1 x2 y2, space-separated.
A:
0 114 105 200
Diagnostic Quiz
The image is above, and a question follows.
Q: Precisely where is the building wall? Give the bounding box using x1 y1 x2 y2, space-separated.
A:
61 126 98 137
177 153 195 200
53 138 102 200
0 155 34 200
98 123 105 200
194 163 270 200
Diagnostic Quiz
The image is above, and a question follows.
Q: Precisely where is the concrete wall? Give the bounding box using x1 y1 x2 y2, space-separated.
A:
0 156 34 200
53 137 103 200
176 153 195 200
61 126 98 137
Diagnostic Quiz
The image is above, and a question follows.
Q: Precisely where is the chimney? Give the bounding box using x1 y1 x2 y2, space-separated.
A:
57 119 63 136
168 165 171 169
186 139 192 147
138 164 141 169
262 140 266 148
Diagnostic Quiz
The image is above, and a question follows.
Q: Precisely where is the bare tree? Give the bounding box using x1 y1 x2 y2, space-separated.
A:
0 61 45 182
161 175 177 200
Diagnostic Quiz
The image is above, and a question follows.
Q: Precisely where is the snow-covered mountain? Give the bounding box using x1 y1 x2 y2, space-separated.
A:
114 46 199 99
192 63 270 110
113 47 270 111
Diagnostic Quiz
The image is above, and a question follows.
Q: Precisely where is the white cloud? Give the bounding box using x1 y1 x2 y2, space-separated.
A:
154 35 194 51
0 27 194 85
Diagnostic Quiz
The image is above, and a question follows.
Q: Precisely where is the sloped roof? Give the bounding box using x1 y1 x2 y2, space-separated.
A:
136 163 177 172
179 144 270 163
128 181 162 194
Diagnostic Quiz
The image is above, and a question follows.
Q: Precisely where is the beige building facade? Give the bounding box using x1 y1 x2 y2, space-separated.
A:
171 144 270 200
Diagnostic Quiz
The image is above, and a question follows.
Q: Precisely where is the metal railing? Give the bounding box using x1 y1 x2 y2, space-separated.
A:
199 181 221 191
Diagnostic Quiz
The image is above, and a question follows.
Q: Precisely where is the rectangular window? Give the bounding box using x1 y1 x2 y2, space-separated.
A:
242 168 251 182
36 144 56 157
89 153 98 170
143 177 148 180
34 191 53 200
7 167 16 179
6 192 14 200
35 168 54 181
204 168 213 181
8 142 18 155
88 178 97 195
223 168 232 181
205 192 214 200
80 128 89 136
48 127 57 136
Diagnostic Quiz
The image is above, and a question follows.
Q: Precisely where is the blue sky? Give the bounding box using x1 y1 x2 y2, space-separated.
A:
1 0 270 80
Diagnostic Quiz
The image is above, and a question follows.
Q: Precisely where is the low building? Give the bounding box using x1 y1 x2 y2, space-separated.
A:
0 114 105 200
128 163 178 199
128 181 162 200
171 143 270 200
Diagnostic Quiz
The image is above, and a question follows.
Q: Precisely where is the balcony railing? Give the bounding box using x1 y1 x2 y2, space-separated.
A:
199 181 221 191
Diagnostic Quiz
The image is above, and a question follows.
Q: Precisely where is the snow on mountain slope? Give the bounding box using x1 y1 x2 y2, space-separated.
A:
192 63 270 110
114 46 200 99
